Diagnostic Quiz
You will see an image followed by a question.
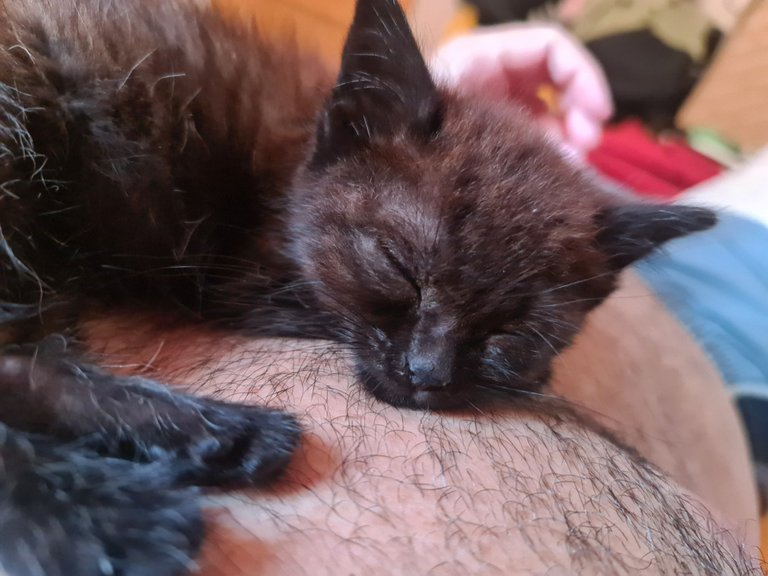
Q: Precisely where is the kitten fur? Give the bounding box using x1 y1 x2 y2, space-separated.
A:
0 0 715 574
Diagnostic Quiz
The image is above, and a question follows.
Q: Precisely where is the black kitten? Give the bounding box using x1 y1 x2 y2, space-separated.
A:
281 3 715 409
0 0 715 574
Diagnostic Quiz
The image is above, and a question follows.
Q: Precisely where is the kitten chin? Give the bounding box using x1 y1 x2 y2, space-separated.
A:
356 363 469 410
357 364 549 411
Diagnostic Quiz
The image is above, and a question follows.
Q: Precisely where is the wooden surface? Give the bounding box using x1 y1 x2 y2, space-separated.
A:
678 0 768 151
213 0 358 66
212 0 463 67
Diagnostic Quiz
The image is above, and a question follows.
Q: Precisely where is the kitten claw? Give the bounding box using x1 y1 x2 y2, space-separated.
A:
183 403 301 487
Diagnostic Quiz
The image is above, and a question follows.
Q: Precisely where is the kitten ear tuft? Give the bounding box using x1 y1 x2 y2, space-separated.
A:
311 0 441 168
595 204 717 269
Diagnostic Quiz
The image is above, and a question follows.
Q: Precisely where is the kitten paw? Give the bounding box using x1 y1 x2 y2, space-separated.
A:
0 351 301 489
0 426 203 576
180 400 301 487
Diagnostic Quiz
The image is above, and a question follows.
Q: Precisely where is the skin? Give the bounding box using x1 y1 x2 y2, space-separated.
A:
83 271 761 575
432 23 613 154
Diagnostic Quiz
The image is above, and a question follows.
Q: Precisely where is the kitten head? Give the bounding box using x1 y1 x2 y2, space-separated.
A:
288 0 715 409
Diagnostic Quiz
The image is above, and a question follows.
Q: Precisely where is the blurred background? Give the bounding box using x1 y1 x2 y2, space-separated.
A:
215 0 765 200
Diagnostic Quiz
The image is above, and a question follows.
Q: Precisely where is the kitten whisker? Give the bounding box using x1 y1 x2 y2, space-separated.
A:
117 49 157 90
537 271 616 295
539 297 610 309
526 324 559 355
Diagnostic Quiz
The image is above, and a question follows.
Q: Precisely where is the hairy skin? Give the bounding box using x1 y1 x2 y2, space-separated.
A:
83 273 761 576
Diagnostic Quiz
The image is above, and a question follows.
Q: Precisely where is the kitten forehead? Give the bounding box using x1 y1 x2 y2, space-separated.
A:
380 198 441 246
292 80 615 299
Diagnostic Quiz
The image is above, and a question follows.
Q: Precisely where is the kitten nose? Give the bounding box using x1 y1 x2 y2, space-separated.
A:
407 356 449 390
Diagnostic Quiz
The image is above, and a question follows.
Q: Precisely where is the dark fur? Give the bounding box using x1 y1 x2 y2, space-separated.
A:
0 0 715 574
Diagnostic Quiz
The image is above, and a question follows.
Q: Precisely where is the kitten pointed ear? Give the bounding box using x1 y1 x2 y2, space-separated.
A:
311 0 440 167
596 204 717 268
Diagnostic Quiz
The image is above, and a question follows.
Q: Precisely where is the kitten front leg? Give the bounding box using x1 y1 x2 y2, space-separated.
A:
0 425 203 576
0 343 301 487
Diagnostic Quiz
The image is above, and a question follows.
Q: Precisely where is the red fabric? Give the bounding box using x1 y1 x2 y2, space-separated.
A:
588 121 722 200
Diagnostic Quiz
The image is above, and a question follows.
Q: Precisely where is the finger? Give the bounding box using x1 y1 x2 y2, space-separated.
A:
451 55 518 100
433 34 550 112
435 25 613 121
564 107 602 151
546 33 613 121
432 25 552 84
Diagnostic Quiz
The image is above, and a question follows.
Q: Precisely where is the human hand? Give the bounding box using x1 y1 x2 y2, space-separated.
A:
432 23 613 154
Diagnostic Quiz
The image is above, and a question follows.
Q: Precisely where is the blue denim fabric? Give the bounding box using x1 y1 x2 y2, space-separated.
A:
636 212 768 463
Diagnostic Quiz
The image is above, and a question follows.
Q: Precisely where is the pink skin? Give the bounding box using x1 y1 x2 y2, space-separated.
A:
558 0 588 23
431 23 613 155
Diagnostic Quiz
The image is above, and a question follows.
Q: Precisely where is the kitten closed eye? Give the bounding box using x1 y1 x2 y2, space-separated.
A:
365 297 413 322
377 239 421 297
493 296 537 330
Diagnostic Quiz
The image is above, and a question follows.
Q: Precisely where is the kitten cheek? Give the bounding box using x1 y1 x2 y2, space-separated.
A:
485 334 508 347
484 334 525 353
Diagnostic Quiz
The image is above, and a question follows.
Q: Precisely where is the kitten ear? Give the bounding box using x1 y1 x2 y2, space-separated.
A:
311 0 440 167
595 204 717 269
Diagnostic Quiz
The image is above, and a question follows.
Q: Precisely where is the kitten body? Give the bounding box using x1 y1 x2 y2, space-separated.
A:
0 0 715 574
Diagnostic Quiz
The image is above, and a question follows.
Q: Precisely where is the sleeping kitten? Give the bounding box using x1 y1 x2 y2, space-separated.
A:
0 0 714 574
276 7 716 410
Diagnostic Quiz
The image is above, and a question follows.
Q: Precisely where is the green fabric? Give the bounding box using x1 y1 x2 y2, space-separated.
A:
687 128 742 167
571 0 713 61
